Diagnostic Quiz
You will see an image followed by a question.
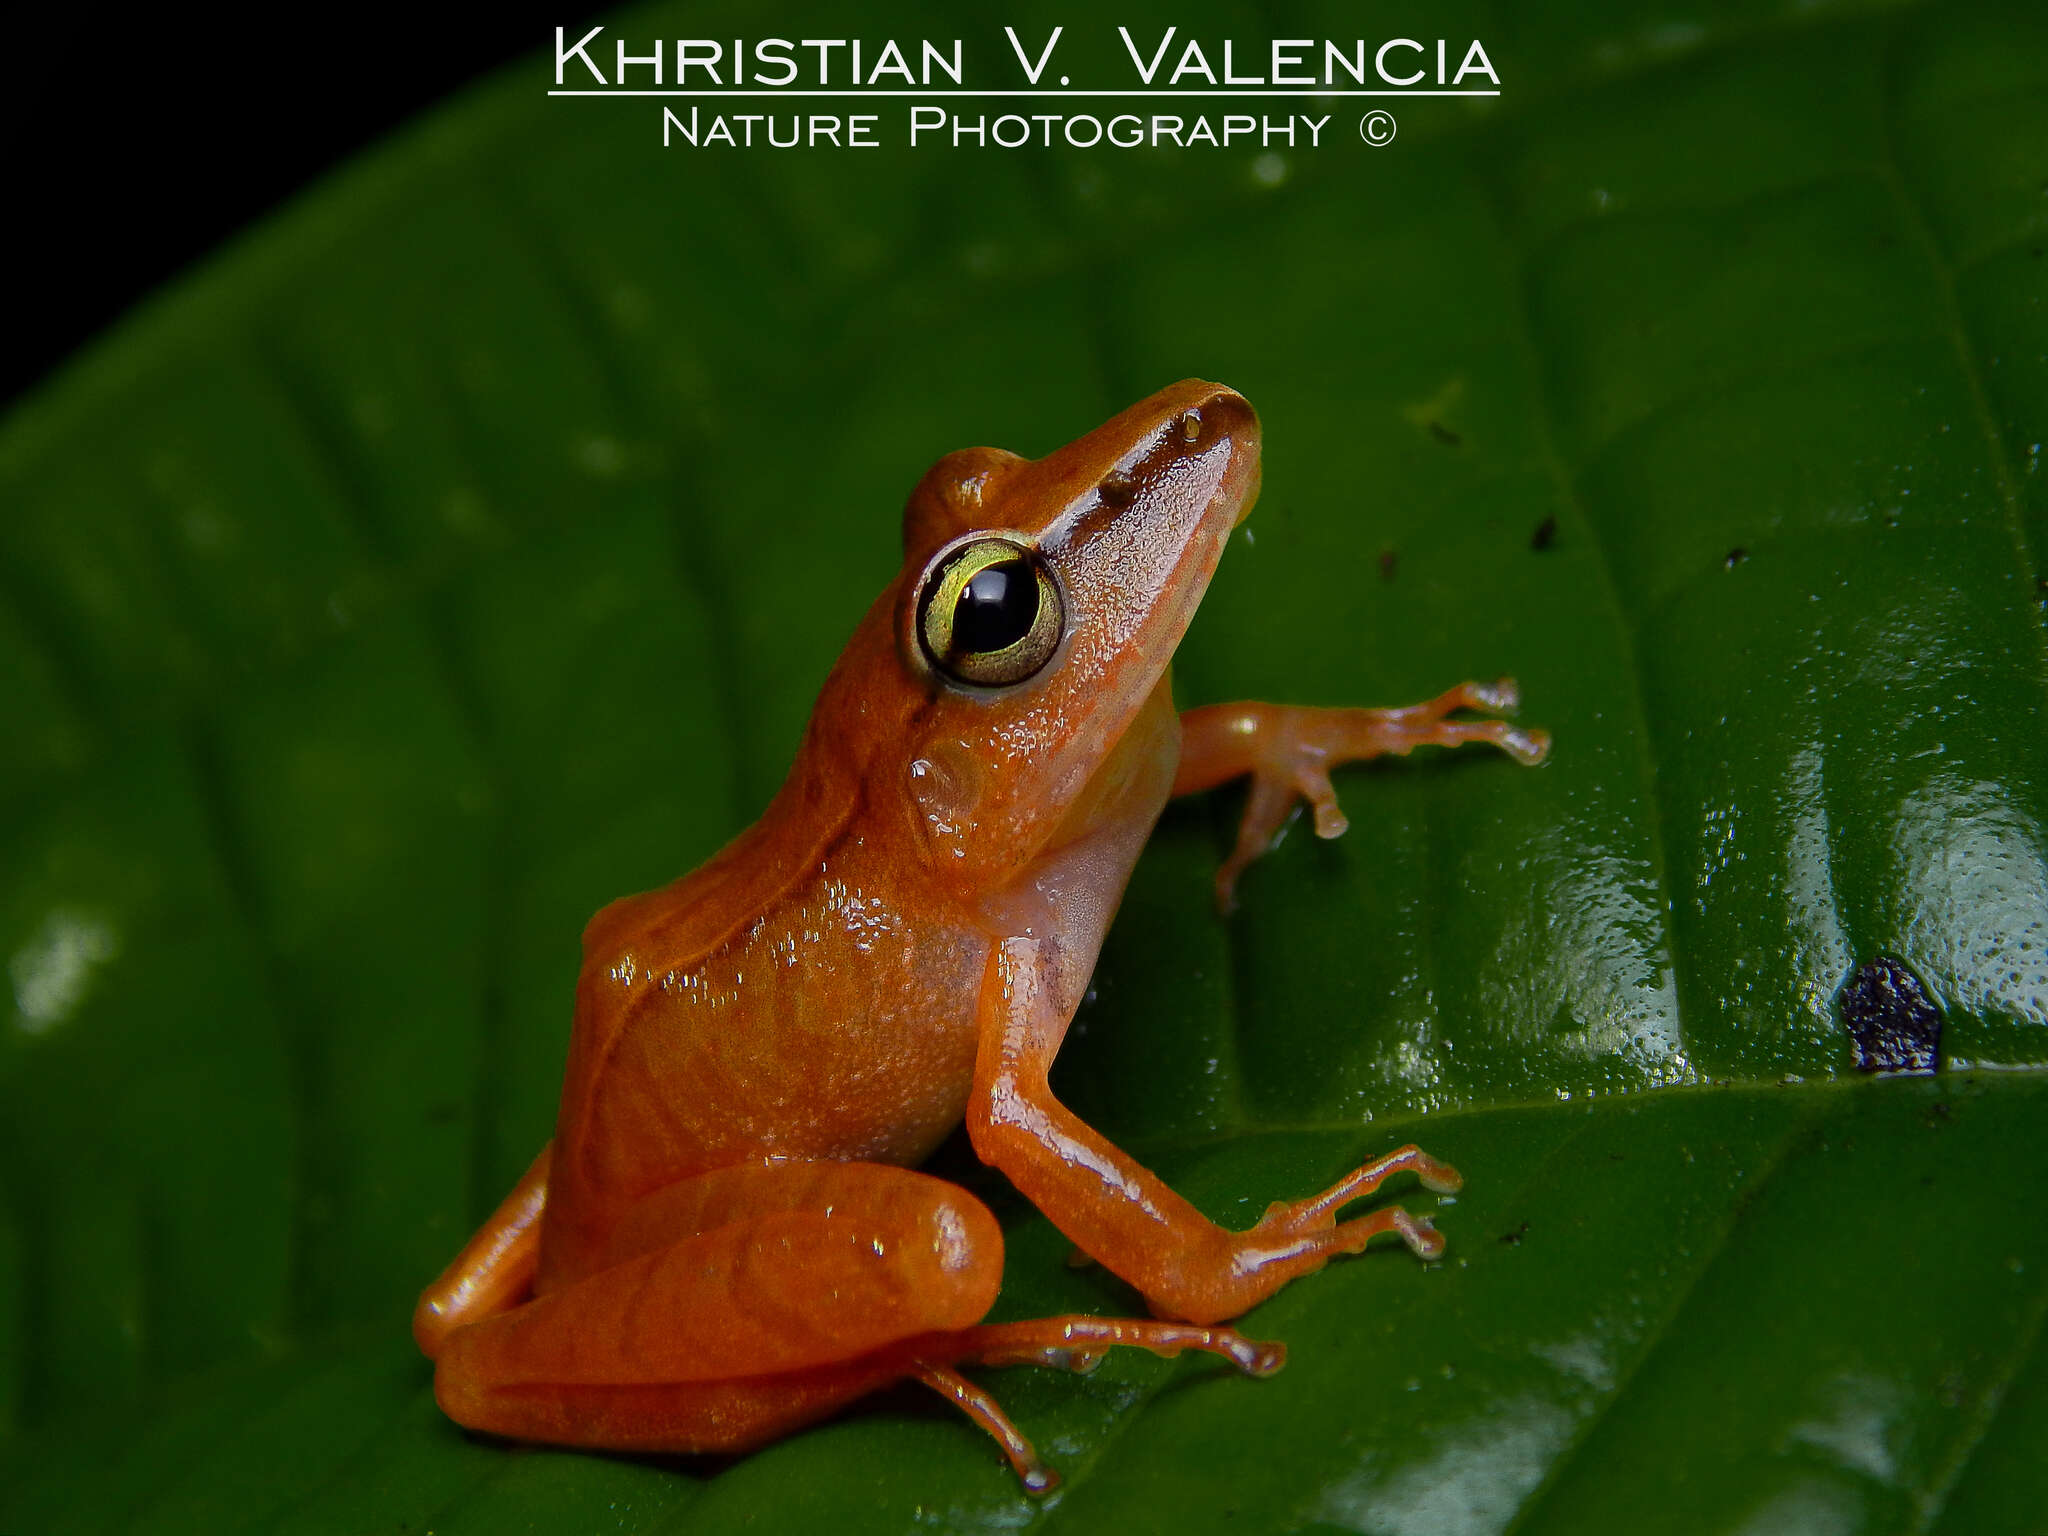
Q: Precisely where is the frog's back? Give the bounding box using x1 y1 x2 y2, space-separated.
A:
537 645 994 1285
541 826 989 1283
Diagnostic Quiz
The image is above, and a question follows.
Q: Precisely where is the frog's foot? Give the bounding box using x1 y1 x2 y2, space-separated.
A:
1176 683 1549 911
915 1316 1285 1494
1235 1143 1463 1276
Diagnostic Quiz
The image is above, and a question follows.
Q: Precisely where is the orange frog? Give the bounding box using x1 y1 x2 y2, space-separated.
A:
414 381 1549 1491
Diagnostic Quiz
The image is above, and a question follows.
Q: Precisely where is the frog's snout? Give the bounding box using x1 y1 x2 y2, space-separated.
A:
1092 382 1260 518
1235 456 1262 528
1186 384 1260 530
1173 383 1259 530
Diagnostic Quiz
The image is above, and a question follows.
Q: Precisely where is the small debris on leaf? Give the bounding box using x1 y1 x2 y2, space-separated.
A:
1839 956 1942 1074
1530 515 1558 551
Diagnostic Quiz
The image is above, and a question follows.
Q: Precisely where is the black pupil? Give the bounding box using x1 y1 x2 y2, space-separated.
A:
953 559 1037 653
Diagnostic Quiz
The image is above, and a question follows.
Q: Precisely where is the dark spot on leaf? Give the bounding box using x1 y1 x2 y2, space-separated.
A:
1839 956 1942 1074
1724 547 1749 569
1530 515 1558 551
1427 420 1461 446
1378 548 1398 582
1500 1221 1530 1245
426 1100 461 1124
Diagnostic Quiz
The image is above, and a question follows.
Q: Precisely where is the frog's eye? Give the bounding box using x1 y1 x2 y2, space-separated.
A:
916 536 1064 688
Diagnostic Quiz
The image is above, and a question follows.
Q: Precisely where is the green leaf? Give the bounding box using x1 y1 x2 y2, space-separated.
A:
4 0 2047 1531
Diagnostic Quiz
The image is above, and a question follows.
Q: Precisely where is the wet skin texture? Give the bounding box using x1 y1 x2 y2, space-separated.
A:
413 381 1550 1492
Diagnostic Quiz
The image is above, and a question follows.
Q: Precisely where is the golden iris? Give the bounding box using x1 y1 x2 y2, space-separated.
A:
917 538 1063 687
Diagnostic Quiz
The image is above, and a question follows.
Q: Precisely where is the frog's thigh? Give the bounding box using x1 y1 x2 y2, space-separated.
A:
433 1161 1005 1454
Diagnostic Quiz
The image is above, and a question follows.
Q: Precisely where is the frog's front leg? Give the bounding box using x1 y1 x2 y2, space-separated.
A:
1174 678 1551 910
968 937 1460 1325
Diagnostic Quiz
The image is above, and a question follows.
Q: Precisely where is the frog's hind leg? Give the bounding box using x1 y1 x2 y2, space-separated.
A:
429 1158 1282 1492
1175 681 1551 909
414 1142 552 1357
430 1161 1006 1455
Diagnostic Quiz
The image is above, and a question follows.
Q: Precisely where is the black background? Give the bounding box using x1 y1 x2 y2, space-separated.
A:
6 12 597 412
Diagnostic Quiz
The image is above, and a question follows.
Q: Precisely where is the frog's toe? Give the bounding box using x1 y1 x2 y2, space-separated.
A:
918 1363 1056 1494
1390 1208 1445 1261
1296 763 1350 840
1316 1203 1440 1262
1470 676 1521 715
1501 725 1550 765
1416 1158 1464 1195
